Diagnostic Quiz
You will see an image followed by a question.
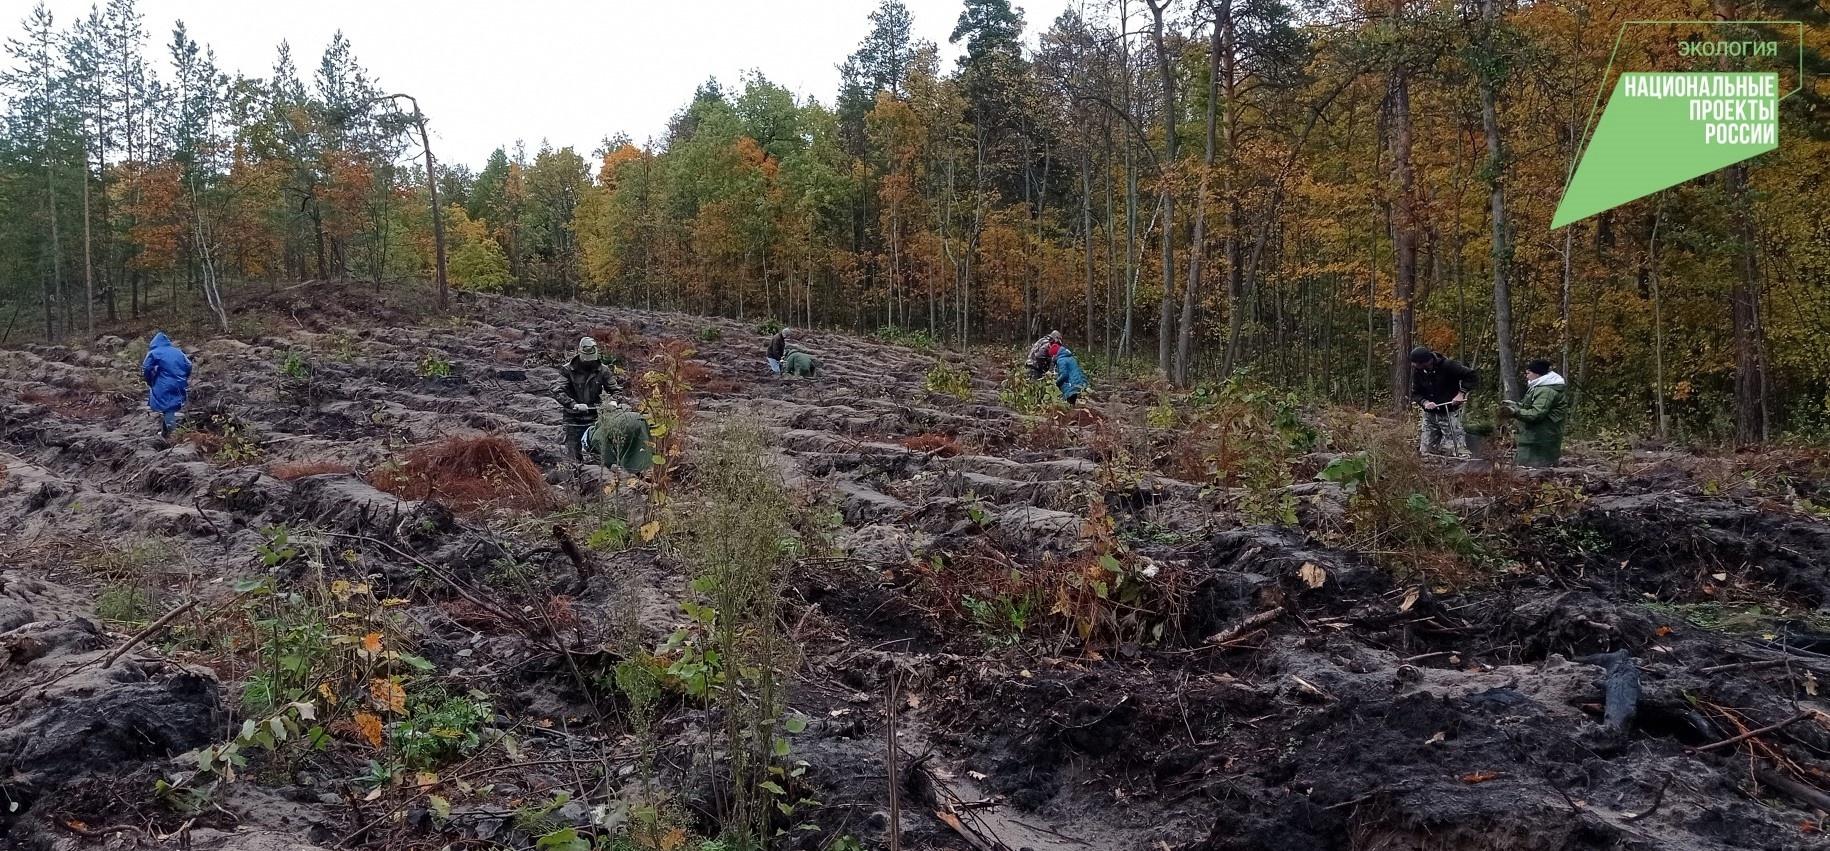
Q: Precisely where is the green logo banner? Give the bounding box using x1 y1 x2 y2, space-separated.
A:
1552 72 1778 229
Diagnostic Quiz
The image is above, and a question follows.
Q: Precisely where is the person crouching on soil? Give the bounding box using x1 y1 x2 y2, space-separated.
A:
1500 359 1569 468
1053 345 1089 405
781 336 820 378
1025 330 1063 379
1409 345 1477 459
582 399 655 490
555 336 618 460
142 331 192 440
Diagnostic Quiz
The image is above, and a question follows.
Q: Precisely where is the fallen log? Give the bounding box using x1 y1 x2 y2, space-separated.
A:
1206 606 1284 645
1756 767 1830 813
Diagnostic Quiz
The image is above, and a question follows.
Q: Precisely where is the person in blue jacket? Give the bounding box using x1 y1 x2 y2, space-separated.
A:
1053 346 1089 404
142 331 192 438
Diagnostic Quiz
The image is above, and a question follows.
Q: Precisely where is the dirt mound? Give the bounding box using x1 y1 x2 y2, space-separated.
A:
0 576 222 830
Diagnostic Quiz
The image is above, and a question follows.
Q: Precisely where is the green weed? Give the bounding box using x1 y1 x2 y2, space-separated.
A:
923 362 973 400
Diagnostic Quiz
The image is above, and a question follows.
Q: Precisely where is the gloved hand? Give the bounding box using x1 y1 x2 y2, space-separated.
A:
572 403 589 412
1499 400 1519 415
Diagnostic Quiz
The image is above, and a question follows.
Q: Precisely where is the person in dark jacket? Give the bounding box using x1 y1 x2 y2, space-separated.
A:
142 331 192 438
1501 359 1570 468
1409 346 1477 458
554 336 619 460
766 327 793 377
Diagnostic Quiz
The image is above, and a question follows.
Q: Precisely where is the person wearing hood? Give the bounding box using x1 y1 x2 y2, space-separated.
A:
1053 346 1089 404
781 336 820 378
554 336 619 460
1025 330 1064 379
142 331 192 439
1408 346 1478 458
1501 359 1570 467
583 399 654 478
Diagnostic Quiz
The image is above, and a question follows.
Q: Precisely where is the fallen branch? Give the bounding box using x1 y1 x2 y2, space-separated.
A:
102 599 200 669
1206 606 1284 645
1755 767 1830 812
1623 775 1672 821
1693 710 1815 754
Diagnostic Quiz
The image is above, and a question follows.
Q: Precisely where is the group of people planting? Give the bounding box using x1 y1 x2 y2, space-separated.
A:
133 324 1567 480
1408 346 1569 467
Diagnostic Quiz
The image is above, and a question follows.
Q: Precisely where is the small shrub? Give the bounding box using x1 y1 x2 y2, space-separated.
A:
872 325 937 351
96 584 159 625
586 516 632 551
392 689 493 769
417 354 453 379
998 369 1064 415
754 318 785 336
1145 400 1179 429
697 327 722 342
278 350 311 380
177 408 263 465
923 362 972 400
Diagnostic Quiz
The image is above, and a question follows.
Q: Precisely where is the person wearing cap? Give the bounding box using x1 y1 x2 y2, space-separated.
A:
766 327 793 377
1408 346 1478 458
554 336 619 460
1500 359 1570 468
1026 330 1064 379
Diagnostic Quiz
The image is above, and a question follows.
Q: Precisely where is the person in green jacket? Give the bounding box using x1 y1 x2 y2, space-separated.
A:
583 401 654 475
781 342 819 377
1501 359 1570 468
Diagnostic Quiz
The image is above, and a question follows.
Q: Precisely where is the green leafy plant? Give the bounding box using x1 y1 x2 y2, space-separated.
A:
962 590 1036 642
587 516 633 552
998 368 1065 415
392 689 493 769
279 350 312 380
1146 400 1179 429
872 325 937 351
418 353 453 378
754 318 785 336
923 362 973 400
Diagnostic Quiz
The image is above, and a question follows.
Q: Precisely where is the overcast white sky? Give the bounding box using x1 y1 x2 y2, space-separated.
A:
29 0 1075 169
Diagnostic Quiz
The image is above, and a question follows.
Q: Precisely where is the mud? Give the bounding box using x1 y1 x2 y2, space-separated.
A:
4 282 1830 849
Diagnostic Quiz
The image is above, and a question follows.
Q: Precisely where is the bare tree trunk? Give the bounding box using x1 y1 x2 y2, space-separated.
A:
45 161 63 343
1082 144 1095 351
1478 0 1519 401
1386 0 1418 413
1147 0 1177 379
1648 195 1669 441
1176 5 1224 387
82 146 95 338
188 176 228 332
